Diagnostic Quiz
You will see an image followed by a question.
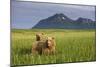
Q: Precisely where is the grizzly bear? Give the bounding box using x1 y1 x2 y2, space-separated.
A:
32 32 46 55
32 33 56 55
43 37 56 55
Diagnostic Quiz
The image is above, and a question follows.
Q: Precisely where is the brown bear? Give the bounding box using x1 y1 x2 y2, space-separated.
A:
43 37 56 55
32 33 56 55
32 32 46 55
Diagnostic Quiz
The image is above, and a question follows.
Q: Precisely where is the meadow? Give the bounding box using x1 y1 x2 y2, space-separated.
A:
11 29 96 66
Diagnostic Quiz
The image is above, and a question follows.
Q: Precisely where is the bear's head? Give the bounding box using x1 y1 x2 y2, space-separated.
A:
45 37 55 48
36 33 44 41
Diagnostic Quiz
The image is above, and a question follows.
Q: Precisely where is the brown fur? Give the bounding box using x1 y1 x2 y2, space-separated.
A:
36 32 46 41
43 37 56 55
32 41 45 55
32 33 56 55
36 33 44 41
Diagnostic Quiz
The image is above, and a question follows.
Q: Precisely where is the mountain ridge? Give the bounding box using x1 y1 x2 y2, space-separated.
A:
33 13 95 29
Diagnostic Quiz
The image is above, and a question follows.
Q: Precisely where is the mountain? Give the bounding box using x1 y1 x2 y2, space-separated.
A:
32 13 96 29
75 17 95 24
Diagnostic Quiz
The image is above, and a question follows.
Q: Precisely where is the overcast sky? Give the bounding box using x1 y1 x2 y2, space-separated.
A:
11 0 96 29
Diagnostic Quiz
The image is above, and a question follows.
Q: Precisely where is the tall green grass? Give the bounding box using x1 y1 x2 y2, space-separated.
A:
11 29 96 66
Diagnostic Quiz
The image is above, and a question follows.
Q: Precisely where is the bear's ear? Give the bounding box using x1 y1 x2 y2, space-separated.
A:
52 37 55 39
